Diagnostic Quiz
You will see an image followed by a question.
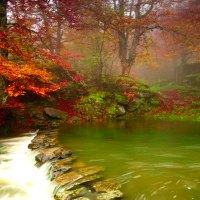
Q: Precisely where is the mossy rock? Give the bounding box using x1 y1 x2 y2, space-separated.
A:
76 77 158 120
107 104 126 117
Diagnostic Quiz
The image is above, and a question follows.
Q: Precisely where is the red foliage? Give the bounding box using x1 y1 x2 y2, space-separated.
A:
0 28 82 98
0 0 84 101
56 99 79 117
157 90 186 111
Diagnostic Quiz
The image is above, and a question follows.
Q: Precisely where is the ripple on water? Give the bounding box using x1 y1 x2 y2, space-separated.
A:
154 153 184 158
153 163 184 169
58 121 200 200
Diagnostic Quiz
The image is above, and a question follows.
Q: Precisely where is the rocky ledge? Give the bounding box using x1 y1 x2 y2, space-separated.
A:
28 129 124 200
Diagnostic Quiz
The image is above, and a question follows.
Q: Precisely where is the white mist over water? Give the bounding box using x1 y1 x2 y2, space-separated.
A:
0 133 54 200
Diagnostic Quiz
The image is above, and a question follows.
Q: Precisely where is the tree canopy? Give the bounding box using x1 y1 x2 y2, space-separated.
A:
0 0 199 104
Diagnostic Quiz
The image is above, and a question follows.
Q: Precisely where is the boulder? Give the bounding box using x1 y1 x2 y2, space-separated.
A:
44 107 67 119
116 105 126 116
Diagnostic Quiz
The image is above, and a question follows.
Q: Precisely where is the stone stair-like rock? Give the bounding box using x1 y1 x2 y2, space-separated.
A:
28 130 124 200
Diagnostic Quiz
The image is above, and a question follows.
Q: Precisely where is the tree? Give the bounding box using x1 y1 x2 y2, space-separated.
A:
0 0 81 103
0 0 7 57
83 0 192 76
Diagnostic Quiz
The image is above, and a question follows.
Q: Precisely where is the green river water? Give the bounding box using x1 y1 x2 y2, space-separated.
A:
59 120 200 200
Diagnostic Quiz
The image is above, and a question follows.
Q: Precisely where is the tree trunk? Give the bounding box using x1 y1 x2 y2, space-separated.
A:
55 19 63 55
0 0 8 57
0 0 8 103
119 29 141 76
116 0 143 76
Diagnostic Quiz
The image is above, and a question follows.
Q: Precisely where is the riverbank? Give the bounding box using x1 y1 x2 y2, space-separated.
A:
2 76 200 134
0 76 158 132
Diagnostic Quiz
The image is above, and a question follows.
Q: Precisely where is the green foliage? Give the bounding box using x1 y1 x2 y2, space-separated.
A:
184 73 200 86
191 101 200 107
147 109 200 122
107 105 118 116
75 77 158 121
114 94 127 104
76 87 127 120
150 81 177 92
149 97 160 107
76 89 109 121
88 90 107 104
116 76 137 85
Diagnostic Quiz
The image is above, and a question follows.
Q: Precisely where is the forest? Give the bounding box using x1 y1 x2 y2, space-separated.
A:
0 0 200 126
0 0 200 200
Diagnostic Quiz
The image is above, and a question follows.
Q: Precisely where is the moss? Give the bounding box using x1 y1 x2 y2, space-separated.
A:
75 77 158 121
149 97 160 107
114 94 127 105
88 90 107 104
191 101 200 107
107 104 118 116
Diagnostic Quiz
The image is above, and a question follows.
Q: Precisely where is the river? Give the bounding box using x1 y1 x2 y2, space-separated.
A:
0 131 54 200
58 120 200 200
1 120 200 199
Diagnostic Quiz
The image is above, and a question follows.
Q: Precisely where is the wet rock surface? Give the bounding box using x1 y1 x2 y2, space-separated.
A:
97 190 123 200
55 187 93 200
62 174 103 191
50 156 77 179
28 130 124 199
28 134 58 150
92 179 121 192
44 107 68 119
35 147 72 163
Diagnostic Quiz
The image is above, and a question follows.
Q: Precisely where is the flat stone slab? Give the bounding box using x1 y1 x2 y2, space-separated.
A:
54 187 91 200
50 156 76 179
54 170 83 186
92 179 121 192
35 147 72 163
50 165 72 180
97 190 123 199
77 166 104 177
53 166 104 187
62 174 102 191
52 156 77 169
28 134 58 150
